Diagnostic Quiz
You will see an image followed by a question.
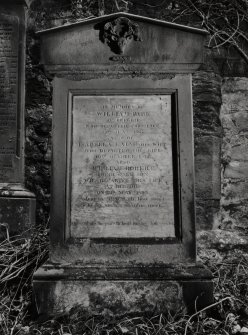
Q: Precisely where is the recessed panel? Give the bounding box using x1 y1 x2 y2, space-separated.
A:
70 95 175 238
0 14 19 181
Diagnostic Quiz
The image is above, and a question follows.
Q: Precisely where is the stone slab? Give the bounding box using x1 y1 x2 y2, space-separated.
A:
34 280 183 316
194 135 221 200
220 77 248 238
0 2 36 238
37 12 207 74
222 77 248 93
33 262 213 281
222 180 248 202
34 13 212 317
50 76 196 263
196 199 220 230
0 4 26 184
224 161 248 180
70 95 174 238
33 269 213 316
0 12 20 182
221 93 248 116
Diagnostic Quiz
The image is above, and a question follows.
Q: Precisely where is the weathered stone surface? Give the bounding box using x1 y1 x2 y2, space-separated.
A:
221 203 248 232
229 143 248 161
34 280 184 316
47 75 196 264
37 13 207 74
224 161 248 180
33 262 213 281
214 77 248 247
197 78 248 255
210 47 248 77
0 1 36 237
70 95 174 238
33 12 213 317
197 230 248 257
222 77 248 93
25 2 247 238
0 12 20 183
0 196 36 239
222 180 248 202
22 1 248 269
221 79 248 175
194 135 221 200
196 199 220 231
193 72 222 106
33 275 213 316
192 71 222 230
0 9 26 177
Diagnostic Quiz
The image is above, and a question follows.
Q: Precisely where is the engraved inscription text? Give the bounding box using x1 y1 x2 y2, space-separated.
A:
70 95 175 238
0 15 19 181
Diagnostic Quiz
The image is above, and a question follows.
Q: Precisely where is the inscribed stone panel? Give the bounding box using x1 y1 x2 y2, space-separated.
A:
0 14 19 181
70 95 175 238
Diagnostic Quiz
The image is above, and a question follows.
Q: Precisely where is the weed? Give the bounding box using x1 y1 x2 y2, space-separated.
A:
0 232 248 335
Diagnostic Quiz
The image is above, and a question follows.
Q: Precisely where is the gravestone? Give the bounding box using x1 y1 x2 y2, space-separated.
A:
33 13 213 316
0 0 35 239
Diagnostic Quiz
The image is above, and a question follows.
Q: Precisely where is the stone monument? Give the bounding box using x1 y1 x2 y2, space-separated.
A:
0 0 35 238
33 13 213 316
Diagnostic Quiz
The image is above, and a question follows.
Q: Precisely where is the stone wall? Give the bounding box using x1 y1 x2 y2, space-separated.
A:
221 78 248 232
24 0 248 257
197 78 248 259
193 71 222 231
25 34 52 225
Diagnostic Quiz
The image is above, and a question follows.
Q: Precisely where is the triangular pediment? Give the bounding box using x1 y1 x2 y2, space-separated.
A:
37 12 207 73
37 12 207 35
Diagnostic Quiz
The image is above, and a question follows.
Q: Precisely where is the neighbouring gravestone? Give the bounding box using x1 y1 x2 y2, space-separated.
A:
33 13 213 316
0 0 36 239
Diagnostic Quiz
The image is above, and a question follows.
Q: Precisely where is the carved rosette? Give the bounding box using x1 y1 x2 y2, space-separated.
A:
103 17 142 54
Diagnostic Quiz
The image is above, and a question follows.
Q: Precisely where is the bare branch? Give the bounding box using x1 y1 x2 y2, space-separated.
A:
167 0 248 64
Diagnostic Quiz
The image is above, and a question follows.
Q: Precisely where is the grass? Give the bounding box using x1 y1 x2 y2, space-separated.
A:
0 229 248 335
0 227 48 335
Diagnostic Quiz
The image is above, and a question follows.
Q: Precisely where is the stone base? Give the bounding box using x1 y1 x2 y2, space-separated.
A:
0 184 36 239
33 263 213 317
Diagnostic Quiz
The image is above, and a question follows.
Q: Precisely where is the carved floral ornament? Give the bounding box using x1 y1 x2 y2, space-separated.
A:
103 17 142 54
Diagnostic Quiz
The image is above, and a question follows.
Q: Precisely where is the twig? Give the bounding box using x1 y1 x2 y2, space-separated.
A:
98 0 105 16
184 296 232 335
168 0 248 64
209 11 240 48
